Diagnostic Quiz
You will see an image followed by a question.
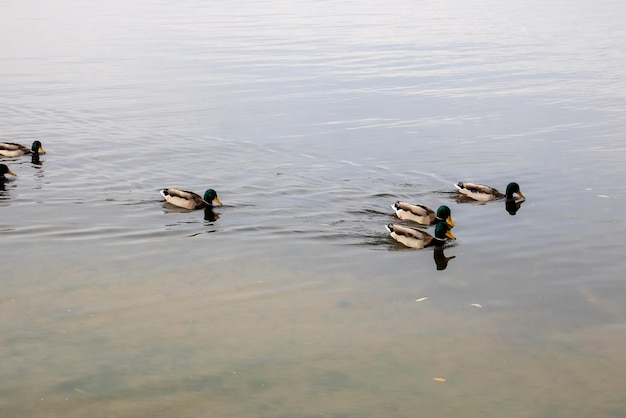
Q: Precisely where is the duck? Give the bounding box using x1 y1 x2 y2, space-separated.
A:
1 163 17 179
160 188 222 210
0 140 45 158
455 181 525 202
386 221 456 249
391 202 455 227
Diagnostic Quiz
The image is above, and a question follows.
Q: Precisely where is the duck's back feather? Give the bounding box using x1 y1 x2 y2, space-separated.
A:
0 142 30 157
160 188 205 209
456 182 503 201
386 223 435 249
392 202 435 225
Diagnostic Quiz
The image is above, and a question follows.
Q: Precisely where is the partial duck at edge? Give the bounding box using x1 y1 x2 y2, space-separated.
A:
1 163 17 179
0 141 45 158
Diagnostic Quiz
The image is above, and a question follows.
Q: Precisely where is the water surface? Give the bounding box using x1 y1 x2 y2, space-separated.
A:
2 0 626 417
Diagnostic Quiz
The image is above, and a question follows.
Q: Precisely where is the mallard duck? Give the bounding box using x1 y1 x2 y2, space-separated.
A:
0 140 45 157
1 163 17 179
391 202 455 227
455 181 525 202
160 188 222 210
386 221 456 249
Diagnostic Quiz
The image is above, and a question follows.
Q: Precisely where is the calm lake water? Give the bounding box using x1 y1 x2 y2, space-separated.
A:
2 0 626 416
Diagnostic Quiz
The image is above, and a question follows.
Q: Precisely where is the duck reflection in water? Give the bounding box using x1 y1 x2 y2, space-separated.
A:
204 207 220 222
31 153 43 165
433 247 456 270
505 197 525 215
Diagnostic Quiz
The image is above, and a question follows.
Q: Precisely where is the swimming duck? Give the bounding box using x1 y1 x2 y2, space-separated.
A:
386 221 456 249
0 163 17 179
160 188 222 210
391 202 455 227
0 140 45 158
455 181 525 202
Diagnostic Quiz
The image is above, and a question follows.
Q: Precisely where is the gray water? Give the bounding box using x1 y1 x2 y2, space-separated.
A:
2 0 626 416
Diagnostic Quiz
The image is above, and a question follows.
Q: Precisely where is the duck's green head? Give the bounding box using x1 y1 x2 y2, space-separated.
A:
436 205 455 228
31 140 45 154
505 182 524 199
434 221 456 240
1 164 16 177
203 189 222 206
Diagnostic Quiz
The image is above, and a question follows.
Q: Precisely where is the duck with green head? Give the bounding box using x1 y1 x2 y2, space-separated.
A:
455 181 525 202
0 140 45 158
386 221 456 249
1 163 17 180
160 188 222 210
391 202 455 227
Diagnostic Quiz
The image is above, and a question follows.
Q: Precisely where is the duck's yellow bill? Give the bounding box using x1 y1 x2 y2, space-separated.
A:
38 146 46 154
7 169 16 176
213 197 222 205
446 230 456 240
447 216 455 228
517 190 525 199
